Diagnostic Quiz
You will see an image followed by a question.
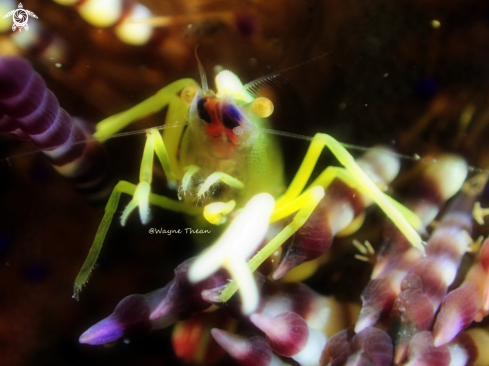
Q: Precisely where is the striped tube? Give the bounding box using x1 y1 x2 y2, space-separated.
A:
390 191 475 364
355 155 468 334
321 327 393 366
0 56 108 198
432 237 489 347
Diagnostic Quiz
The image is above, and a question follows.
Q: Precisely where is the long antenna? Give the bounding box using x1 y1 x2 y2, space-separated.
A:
195 46 208 93
243 51 332 93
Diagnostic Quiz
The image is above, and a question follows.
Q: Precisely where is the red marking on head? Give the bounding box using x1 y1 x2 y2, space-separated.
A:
202 99 240 146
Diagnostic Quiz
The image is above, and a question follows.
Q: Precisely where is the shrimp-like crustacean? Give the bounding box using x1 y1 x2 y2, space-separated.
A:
73 56 424 305
1 53 424 352
1 44 424 295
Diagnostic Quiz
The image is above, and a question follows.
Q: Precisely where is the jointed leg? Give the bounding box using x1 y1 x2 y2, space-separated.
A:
197 172 244 198
93 79 198 140
73 180 202 300
181 166 245 199
120 127 192 225
217 139 424 303
181 165 201 195
218 186 325 303
120 130 156 226
276 133 423 252
308 165 422 231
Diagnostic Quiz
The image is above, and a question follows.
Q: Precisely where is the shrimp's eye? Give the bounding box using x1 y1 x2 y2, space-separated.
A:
197 98 212 123
221 104 241 129
249 97 274 118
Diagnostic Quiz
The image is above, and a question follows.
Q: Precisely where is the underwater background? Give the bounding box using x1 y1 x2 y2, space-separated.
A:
1 0 489 365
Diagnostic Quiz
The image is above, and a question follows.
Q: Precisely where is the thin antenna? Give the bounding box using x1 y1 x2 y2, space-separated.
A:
243 51 332 94
270 51 333 75
0 121 188 164
243 74 286 97
3 122 488 175
195 46 208 93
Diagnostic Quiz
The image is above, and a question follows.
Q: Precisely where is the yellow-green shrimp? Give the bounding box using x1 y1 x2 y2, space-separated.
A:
73 65 285 297
74 62 423 302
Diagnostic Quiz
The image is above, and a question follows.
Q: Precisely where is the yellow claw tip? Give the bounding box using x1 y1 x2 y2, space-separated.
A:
204 200 236 225
120 212 129 227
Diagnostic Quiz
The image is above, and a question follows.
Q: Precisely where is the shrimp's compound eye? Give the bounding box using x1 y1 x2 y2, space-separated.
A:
221 104 241 129
249 97 274 118
197 97 212 123
181 86 199 104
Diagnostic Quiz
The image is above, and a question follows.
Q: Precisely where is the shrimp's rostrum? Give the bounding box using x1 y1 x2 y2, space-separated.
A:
74 63 423 301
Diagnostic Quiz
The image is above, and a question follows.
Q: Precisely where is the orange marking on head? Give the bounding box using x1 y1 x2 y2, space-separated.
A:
202 99 240 146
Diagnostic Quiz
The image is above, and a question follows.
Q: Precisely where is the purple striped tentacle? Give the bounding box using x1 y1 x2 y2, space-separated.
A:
0 56 109 198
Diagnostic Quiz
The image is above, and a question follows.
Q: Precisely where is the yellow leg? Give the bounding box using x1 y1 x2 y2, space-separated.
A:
93 79 197 139
73 180 202 300
93 78 198 187
181 166 245 203
218 186 325 303
276 133 423 251
181 165 201 198
120 127 199 226
216 141 425 304
311 165 422 230
204 200 236 225
152 129 177 186
120 131 156 226
197 172 244 198
276 164 422 232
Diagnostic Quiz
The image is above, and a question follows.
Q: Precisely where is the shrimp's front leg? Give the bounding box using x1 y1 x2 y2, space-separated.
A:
74 80 201 298
73 176 202 299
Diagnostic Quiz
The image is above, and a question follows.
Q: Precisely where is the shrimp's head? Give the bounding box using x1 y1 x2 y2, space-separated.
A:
182 70 274 160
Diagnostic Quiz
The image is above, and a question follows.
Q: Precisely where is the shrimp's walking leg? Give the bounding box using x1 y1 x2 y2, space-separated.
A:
94 79 198 183
311 166 422 230
197 172 244 197
101 79 199 224
94 79 197 139
276 133 423 251
73 180 202 299
218 142 422 304
273 165 421 231
76 92 200 298
180 166 245 198
120 127 190 225
218 186 325 303
120 128 245 226
120 130 156 225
